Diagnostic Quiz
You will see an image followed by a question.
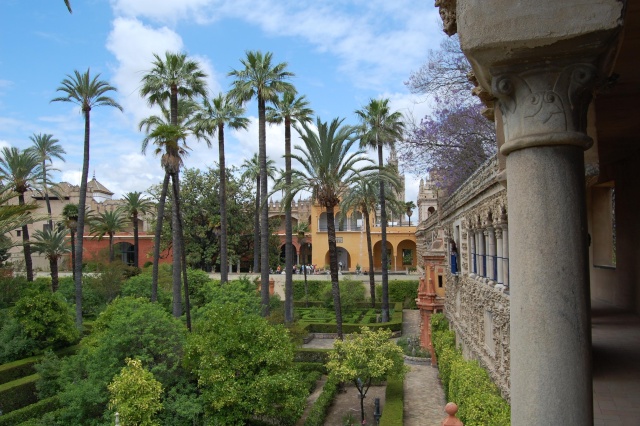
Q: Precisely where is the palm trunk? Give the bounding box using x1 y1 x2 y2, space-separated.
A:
18 193 34 282
303 246 309 308
132 212 139 268
70 229 76 281
109 234 114 262
284 117 293 324
218 124 228 285
258 96 270 316
378 145 390 323
172 173 191 331
326 205 343 340
170 172 182 318
151 173 170 302
43 163 53 229
50 257 59 292
364 209 375 307
253 176 260 274
74 107 91 329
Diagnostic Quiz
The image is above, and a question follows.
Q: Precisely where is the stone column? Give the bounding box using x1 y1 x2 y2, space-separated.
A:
493 63 595 424
469 227 476 274
486 228 495 280
502 226 509 288
495 228 503 285
477 230 485 277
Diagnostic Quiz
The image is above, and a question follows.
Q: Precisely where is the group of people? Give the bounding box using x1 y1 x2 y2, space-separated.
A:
273 264 317 275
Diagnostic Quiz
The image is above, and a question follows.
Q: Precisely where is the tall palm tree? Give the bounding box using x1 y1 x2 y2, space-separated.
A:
229 50 295 316
139 99 199 304
140 52 206 325
61 203 78 280
293 221 311 307
0 147 42 282
51 68 122 329
267 91 313 324
0 184 39 262
240 153 277 275
27 133 66 229
30 228 70 292
405 201 417 226
90 209 128 262
355 98 405 323
280 117 374 339
194 93 249 284
119 192 154 269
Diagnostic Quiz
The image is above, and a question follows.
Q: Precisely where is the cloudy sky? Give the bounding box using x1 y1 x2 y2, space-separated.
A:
0 0 442 203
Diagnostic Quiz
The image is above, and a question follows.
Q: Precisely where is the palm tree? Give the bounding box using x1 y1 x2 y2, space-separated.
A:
293 221 311 307
240 153 277 275
64 0 72 13
30 228 70 292
405 201 417 226
229 50 295 316
194 93 249 284
51 68 122 329
90 209 128 262
27 133 66 229
280 117 374 339
0 147 42 282
61 203 78 280
267 91 313 323
140 52 207 325
355 98 405 323
119 192 154 269
0 184 39 257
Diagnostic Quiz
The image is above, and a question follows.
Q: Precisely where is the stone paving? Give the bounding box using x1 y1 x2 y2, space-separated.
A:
302 309 447 425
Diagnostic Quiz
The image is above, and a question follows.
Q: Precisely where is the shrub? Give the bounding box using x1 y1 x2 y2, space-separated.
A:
186 268 213 308
294 362 327 375
375 280 419 308
320 280 365 311
294 348 331 364
0 316 39 364
293 280 331 301
58 276 105 318
431 315 511 425
379 377 403 426
0 395 60 426
0 276 30 309
303 375 340 426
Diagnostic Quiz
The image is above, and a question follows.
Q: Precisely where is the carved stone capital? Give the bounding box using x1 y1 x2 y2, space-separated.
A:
495 228 503 239
492 62 599 155
435 0 457 36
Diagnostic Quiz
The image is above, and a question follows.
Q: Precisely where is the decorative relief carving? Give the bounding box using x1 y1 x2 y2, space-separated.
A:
435 0 457 36
492 63 599 155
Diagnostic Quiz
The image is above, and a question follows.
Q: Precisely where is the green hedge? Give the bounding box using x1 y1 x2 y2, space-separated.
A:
303 375 340 426
431 313 511 425
294 348 331 364
0 396 59 426
301 302 403 334
0 373 39 414
376 281 419 308
294 362 328 375
0 344 79 386
379 377 403 426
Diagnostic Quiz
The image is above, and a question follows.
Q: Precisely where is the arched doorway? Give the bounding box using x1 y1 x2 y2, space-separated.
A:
323 247 351 271
372 240 393 272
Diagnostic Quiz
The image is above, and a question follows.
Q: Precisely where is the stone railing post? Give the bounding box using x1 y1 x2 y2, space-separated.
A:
441 402 463 426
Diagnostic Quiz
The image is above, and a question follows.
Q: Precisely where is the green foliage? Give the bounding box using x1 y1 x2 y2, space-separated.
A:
54 297 187 425
303 375 340 426
293 280 331 301
0 316 39 364
294 348 332 364
375 280 419 308
431 315 510 425
0 275 30 309
294 362 327 375
196 276 261 317
34 351 62 399
58 277 105 319
379 377 404 426
185 303 307 425
185 268 213 307
321 280 365 311
0 373 38 414
108 358 163 426
396 336 429 358
0 345 78 387
120 272 172 312
0 396 60 426
12 291 79 351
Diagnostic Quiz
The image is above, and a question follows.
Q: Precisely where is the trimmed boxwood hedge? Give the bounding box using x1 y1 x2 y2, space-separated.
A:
0 373 38 414
379 377 404 426
294 348 331 364
0 396 59 426
298 302 403 334
431 313 511 425
303 375 340 426
0 344 79 386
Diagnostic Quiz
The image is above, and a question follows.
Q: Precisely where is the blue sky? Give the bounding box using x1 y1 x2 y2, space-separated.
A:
0 0 442 203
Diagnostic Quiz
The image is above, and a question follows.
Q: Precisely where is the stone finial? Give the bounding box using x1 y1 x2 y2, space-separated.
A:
442 402 463 426
435 0 457 36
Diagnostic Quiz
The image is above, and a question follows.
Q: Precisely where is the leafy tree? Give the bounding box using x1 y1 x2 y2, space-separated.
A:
119 192 154 269
185 303 307 425
0 146 42 281
30 227 71 292
400 35 496 194
52 68 123 329
194 93 250 284
280 117 374 339
341 170 402 307
267 91 313 324
229 50 295 316
108 358 163 426
240 153 277 274
27 133 66 229
327 327 407 424
140 51 207 326
90 210 128 262
355 98 405 323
